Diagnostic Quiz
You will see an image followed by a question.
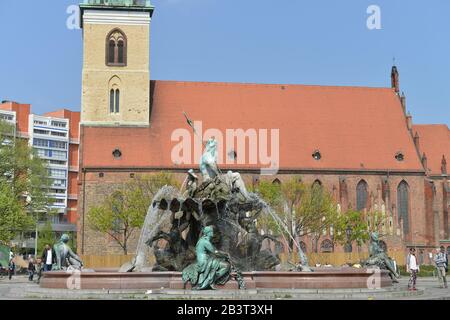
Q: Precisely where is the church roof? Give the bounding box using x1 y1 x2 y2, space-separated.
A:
413 124 450 176
81 80 425 173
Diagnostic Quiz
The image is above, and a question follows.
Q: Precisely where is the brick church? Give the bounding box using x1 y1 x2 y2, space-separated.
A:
77 1 449 263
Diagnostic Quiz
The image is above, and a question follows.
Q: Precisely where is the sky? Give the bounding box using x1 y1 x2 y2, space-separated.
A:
0 0 449 125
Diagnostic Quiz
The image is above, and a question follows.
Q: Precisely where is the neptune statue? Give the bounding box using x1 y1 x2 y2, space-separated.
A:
199 137 219 181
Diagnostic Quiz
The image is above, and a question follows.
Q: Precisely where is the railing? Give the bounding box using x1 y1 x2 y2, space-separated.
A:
82 0 152 7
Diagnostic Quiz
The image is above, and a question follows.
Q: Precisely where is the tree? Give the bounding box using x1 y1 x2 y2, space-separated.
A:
0 120 50 244
254 178 341 252
87 172 180 254
36 221 57 256
0 179 34 244
333 209 370 248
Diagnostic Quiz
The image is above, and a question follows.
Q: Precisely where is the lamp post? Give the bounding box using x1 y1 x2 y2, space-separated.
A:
344 225 352 253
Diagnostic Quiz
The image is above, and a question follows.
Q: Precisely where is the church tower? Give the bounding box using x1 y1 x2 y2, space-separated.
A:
79 0 154 126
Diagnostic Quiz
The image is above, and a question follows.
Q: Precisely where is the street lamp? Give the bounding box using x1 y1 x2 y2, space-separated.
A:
344 225 353 253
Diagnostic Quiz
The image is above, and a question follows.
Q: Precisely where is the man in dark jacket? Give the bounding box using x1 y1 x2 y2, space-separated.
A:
42 244 56 272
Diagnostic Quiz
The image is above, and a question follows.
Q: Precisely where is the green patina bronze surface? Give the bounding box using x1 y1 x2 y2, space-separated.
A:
53 234 84 271
182 226 243 290
363 232 399 282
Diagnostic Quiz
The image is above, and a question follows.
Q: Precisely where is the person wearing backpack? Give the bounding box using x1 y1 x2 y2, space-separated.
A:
434 246 448 289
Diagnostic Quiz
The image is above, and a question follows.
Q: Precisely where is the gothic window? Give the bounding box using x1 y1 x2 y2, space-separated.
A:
108 76 121 114
312 180 323 190
109 89 115 113
320 239 334 253
356 180 368 211
108 40 115 64
397 180 410 235
115 89 120 113
106 29 127 66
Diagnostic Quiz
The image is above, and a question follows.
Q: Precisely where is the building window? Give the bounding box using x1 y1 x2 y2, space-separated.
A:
108 40 115 64
106 29 127 67
112 149 122 159
109 89 120 114
33 129 49 135
397 180 410 235
33 138 49 147
115 89 120 113
51 121 67 128
49 141 67 149
51 131 67 137
312 180 322 190
356 180 368 211
395 152 405 162
312 150 322 160
0 114 14 121
320 239 334 253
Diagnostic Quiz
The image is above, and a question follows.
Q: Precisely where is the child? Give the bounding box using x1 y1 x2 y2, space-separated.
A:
28 258 35 281
35 258 43 284
8 259 15 280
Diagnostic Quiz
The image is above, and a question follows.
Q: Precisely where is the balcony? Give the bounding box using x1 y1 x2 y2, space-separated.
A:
81 0 153 8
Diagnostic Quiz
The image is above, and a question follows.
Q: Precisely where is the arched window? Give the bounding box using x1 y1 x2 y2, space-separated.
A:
108 40 115 64
356 180 368 211
320 239 334 253
108 76 121 114
106 29 127 66
115 89 120 113
397 181 410 235
109 89 115 113
312 180 323 190
117 40 124 64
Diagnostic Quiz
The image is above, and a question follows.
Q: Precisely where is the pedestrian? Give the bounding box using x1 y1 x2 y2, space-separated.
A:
406 248 419 291
41 244 56 272
28 258 35 281
8 259 15 280
434 246 448 289
35 258 43 284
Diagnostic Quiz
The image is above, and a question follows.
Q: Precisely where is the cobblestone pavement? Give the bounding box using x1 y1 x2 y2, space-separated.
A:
0 275 449 300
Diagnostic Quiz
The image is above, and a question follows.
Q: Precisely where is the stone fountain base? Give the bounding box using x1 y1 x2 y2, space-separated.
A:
40 268 392 290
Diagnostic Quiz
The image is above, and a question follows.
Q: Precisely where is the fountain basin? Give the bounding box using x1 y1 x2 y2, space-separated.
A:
40 268 392 290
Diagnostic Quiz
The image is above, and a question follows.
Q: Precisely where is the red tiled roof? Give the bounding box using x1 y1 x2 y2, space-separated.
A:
413 124 450 176
81 80 425 173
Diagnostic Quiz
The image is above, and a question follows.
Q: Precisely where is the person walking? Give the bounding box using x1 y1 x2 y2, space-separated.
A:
41 244 56 272
27 258 35 282
434 247 448 289
8 259 15 280
407 248 419 291
35 258 43 284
